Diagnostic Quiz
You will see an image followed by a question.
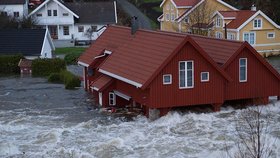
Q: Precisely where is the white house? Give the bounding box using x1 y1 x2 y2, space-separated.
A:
29 0 117 42
0 29 55 59
0 0 28 18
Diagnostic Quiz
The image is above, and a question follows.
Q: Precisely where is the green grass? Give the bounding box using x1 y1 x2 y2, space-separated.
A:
54 47 87 55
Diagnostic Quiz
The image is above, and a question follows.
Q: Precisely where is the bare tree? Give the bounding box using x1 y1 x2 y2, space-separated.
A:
84 27 94 42
187 2 216 36
226 107 275 158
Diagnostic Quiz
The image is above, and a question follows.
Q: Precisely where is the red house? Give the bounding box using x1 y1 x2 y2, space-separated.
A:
78 25 280 118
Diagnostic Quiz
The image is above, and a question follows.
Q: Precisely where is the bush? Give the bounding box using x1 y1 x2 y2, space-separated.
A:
64 52 82 65
0 54 24 75
32 58 66 77
48 70 81 89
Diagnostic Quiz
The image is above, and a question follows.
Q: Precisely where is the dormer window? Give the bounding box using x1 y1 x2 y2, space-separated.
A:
253 18 262 29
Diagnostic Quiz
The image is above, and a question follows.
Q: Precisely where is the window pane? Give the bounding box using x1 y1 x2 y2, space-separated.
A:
187 70 193 87
180 71 185 87
240 59 246 66
240 67 246 81
179 62 185 70
164 76 171 83
53 10 57 16
249 33 255 44
244 33 249 42
187 62 192 69
63 26 69 35
201 72 208 81
47 10 51 16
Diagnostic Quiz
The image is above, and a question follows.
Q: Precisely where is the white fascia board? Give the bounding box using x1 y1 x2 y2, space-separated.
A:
177 6 192 9
78 61 89 67
104 50 112 54
99 69 143 88
40 29 48 57
258 49 280 53
217 0 238 11
46 28 55 50
237 10 280 31
177 0 205 22
227 29 238 32
91 86 99 91
113 90 131 101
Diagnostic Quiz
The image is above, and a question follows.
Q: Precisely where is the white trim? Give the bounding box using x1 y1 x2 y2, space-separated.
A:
109 92 116 106
78 61 89 67
179 61 194 89
258 49 280 53
237 10 280 31
29 0 79 18
40 28 48 58
216 0 238 11
253 18 262 29
94 54 106 59
113 90 131 101
99 92 103 106
160 0 200 8
176 0 205 22
91 86 99 91
201 72 209 82
163 74 172 85
253 43 280 47
114 1 118 24
267 32 275 39
239 58 247 82
99 69 143 88
104 50 112 54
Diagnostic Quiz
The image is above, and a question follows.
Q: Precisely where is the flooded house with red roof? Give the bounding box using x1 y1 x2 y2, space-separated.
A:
78 25 280 118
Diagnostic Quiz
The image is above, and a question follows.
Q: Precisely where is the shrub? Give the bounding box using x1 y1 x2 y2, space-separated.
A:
0 54 24 75
48 70 81 89
32 58 66 77
64 52 82 65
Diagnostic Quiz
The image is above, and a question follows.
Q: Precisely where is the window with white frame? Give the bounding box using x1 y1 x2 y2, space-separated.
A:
63 26 69 35
184 17 189 23
227 33 235 40
171 13 175 21
179 61 194 88
165 13 170 21
109 92 116 106
239 58 247 82
216 17 222 27
253 18 262 29
267 32 275 39
47 10 52 16
163 74 172 85
243 32 255 45
53 10 57 16
201 72 209 82
216 32 223 39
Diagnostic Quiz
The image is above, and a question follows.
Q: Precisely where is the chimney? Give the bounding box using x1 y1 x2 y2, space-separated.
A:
251 4 257 11
131 16 139 35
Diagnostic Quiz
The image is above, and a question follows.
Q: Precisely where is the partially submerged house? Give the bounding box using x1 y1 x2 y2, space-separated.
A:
29 0 117 44
0 29 55 59
78 25 280 118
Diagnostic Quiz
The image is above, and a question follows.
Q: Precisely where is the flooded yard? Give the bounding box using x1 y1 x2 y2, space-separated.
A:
0 57 280 158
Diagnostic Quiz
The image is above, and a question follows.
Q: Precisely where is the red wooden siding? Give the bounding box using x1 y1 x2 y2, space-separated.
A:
148 43 225 108
225 48 279 100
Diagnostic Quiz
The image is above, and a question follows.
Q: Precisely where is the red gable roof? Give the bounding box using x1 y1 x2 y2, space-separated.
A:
90 75 113 91
173 0 201 7
78 26 132 66
92 26 244 88
219 10 256 29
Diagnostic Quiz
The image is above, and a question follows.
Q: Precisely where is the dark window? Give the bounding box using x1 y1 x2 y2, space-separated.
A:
36 13 42 17
47 10 51 16
91 26 97 32
201 72 209 82
239 58 247 82
53 10 57 16
78 26 84 32
13 12 19 17
1 12 8 16
63 26 69 35
63 13 68 16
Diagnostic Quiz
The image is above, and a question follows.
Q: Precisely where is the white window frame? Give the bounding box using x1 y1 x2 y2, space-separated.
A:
216 17 222 27
239 58 247 82
216 31 223 39
179 61 194 89
227 33 235 40
163 74 172 85
267 32 275 39
253 18 262 29
243 32 256 45
109 92 116 106
184 17 189 24
171 13 175 21
165 13 170 21
201 72 209 82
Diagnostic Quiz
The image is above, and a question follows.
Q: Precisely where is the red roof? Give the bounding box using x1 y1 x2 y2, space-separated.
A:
173 0 201 7
90 75 112 91
18 59 32 67
78 26 132 65
219 10 256 29
92 26 243 88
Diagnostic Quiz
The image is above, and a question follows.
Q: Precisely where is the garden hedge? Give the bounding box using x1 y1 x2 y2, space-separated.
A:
0 54 24 75
48 70 81 89
32 58 66 77
64 52 82 65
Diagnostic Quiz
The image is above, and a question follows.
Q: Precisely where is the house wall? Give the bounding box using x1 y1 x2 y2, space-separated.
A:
148 43 225 109
0 4 26 18
224 47 279 100
239 15 280 53
73 24 106 41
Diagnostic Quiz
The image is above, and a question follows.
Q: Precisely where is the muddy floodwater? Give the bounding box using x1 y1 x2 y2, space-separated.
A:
1 58 280 158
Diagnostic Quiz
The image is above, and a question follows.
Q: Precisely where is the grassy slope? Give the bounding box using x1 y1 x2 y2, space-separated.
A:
55 47 87 55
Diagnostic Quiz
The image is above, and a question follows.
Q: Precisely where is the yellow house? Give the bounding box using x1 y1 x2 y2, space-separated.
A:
158 0 237 33
212 9 280 54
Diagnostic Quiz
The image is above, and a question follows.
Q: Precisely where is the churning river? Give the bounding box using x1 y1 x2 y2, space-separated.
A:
1 58 280 158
